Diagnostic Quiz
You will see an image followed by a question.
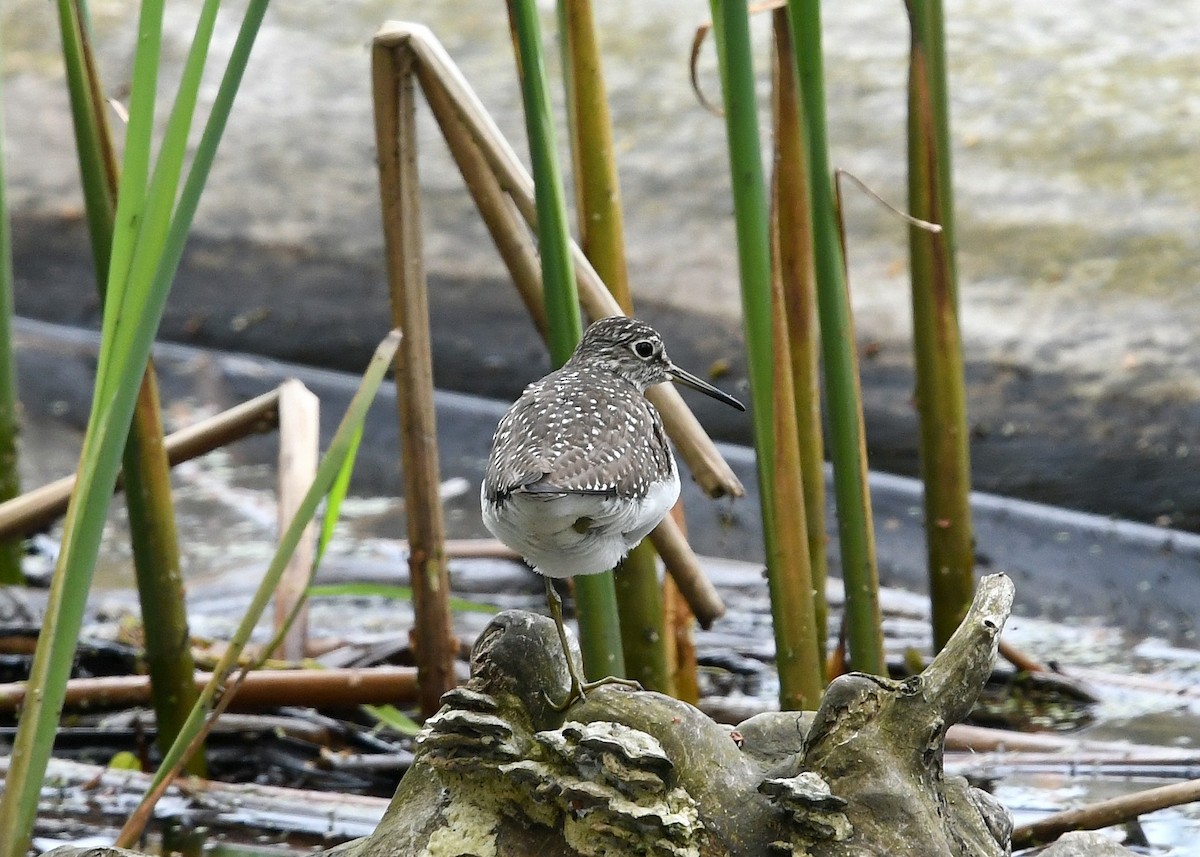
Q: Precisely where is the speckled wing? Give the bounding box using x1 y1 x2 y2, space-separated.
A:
483 366 674 502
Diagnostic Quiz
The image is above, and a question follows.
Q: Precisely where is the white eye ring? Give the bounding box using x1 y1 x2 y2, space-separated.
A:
633 340 655 358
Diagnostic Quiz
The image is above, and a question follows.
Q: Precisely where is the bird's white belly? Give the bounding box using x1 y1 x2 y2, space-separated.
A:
481 470 681 578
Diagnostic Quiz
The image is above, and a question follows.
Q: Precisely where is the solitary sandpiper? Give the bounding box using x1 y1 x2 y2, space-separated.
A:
481 316 745 708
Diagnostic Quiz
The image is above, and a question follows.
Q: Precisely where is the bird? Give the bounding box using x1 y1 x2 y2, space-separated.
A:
481 316 745 708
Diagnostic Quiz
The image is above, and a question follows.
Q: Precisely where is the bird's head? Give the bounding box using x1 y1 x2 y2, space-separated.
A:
568 316 745 411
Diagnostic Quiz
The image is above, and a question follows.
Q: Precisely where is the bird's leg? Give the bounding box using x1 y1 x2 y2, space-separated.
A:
545 576 587 710
543 578 642 711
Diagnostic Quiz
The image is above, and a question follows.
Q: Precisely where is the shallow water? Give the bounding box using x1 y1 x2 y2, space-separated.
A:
27 424 1194 853
1000 778 1200 856
4 0 1200 385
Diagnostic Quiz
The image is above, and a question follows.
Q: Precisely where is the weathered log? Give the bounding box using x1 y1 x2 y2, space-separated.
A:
38 574 1143 856
339 573 1024 856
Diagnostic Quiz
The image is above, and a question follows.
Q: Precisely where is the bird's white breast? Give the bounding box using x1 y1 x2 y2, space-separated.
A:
481 459 681 578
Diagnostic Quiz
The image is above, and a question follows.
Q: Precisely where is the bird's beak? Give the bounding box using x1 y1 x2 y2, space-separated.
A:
666 364 746 412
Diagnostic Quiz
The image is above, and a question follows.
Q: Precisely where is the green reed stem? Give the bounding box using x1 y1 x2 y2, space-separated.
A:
906 0 974 649
0 3 269 851
710 0 823 707
558 0 668 692
57 0 203 774
771 8 828 670
786 0 885 675
507 0 626 681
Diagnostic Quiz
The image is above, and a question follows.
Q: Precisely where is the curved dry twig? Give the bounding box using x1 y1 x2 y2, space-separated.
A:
835 168 943 233
689 0 787 117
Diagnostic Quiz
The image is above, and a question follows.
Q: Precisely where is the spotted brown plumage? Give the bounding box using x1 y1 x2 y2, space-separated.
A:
484 363 674 501
480 315 745 707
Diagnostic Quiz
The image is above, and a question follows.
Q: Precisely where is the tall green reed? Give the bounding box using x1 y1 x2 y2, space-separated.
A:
506 0 626 681
709 0 824 707
55 0 202 773
770 5 829 668
905 0 974 649
558 0 669 693
785 0 885 675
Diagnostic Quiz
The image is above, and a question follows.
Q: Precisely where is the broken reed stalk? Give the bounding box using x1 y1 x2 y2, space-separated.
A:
416 70 549 334
56 0 201 773
1012 777 1200 850
785 0 885 675
0 49 21 585
0 666 418 712
371 40 457 717
644 511 723 628
559 0 669 694
389 22 743 501
505 0 626 683
663 508 701 703
0 387 281 539
372 24 726 627
905 0 975 650
273 380 319 661
709 0 823 707
771 8 828 655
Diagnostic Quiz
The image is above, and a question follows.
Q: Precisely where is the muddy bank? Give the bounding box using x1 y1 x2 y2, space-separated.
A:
11 212 1200 531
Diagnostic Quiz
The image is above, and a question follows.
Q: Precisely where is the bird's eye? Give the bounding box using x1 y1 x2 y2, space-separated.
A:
633 340 655 359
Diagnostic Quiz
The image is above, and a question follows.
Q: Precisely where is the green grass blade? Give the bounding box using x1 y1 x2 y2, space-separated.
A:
103 0 161 281
309 582 499 615
0 1 164 844
121 332 401 835
95 0 164 404
110 0 222 361
59 0 204 776
0 5 272 850
361 704 422 736
0 39 22 585
106 0 269 425
55 0 118 281
315 424 362 569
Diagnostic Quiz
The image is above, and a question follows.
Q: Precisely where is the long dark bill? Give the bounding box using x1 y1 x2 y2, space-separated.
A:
667 364 746 412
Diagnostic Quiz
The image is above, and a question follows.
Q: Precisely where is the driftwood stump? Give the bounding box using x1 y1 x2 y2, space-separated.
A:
43 573 1142 857
340 572 1020 856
